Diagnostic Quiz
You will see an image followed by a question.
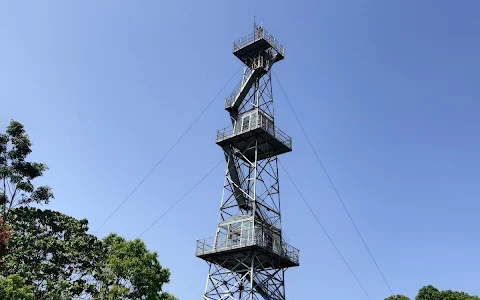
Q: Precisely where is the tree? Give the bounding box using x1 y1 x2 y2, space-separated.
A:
415 285 442 300
95 233 177 300
386 285 480 300
415 285 480 300
0 274 34 300
0 120 177 298
0 120 53 268
386 295 411 300
440 290 480 300
2 207 105 299
0 120 53 222
3 207 177 299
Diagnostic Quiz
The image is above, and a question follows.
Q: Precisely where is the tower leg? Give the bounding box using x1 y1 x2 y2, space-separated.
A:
203 253 287 299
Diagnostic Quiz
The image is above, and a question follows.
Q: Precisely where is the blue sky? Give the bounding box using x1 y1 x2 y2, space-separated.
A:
1 1 480 299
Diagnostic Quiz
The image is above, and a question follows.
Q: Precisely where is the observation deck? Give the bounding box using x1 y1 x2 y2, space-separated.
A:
232 26 285 65
216 110 292 161
196 216 299 271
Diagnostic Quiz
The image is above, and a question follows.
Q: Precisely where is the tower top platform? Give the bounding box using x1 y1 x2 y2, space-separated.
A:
232 25 285 65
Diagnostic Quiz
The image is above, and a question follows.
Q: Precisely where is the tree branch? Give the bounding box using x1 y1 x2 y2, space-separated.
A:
11 202 21 210
7 180 13 199
2 178 6 220
6 186 18 219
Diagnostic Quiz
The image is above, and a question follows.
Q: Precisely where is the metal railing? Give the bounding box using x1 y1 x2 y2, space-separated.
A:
216 126 233 141
216 113 292 149
232 27 285 57
196 234 299 265
225 79 242 109
224 67 257 109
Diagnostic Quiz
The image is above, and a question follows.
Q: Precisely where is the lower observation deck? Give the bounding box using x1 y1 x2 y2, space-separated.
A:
216 111 292 161
196 235 299 271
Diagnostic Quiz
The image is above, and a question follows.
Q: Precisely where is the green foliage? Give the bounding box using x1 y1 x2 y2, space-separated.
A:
0 120 53 221
96 233 177 300
0 274 34 300
2 207 105 299
386 295 411 300
159 292 179 300
388 285 480 300
0 120 177 298
415 285 442 300
439 290 480 300
415 285 480 300
2 208 177 299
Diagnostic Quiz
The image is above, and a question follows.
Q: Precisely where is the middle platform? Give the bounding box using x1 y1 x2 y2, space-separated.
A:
216 109 292 161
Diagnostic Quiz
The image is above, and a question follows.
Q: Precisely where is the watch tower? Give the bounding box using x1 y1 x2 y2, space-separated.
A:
196 23 299 299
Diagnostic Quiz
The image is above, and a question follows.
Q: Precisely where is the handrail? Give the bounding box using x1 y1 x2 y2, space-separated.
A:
224 67 253 109
225 83 240 108
216 113 292 149
196 234 299 264
232 27 285 57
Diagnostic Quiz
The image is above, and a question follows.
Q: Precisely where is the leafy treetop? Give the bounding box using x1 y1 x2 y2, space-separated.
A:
96 233 177 300
416 285 480 300
0 274 34 300
3 207 177 299
3 207 105 299
0 120 53 221
386 296 411 300
385 285 480 300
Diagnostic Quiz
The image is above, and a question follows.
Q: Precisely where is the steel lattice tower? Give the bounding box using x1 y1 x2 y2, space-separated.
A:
196 24 299 300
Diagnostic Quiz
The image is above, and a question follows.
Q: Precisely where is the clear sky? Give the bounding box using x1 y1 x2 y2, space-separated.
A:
1 1 480 299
